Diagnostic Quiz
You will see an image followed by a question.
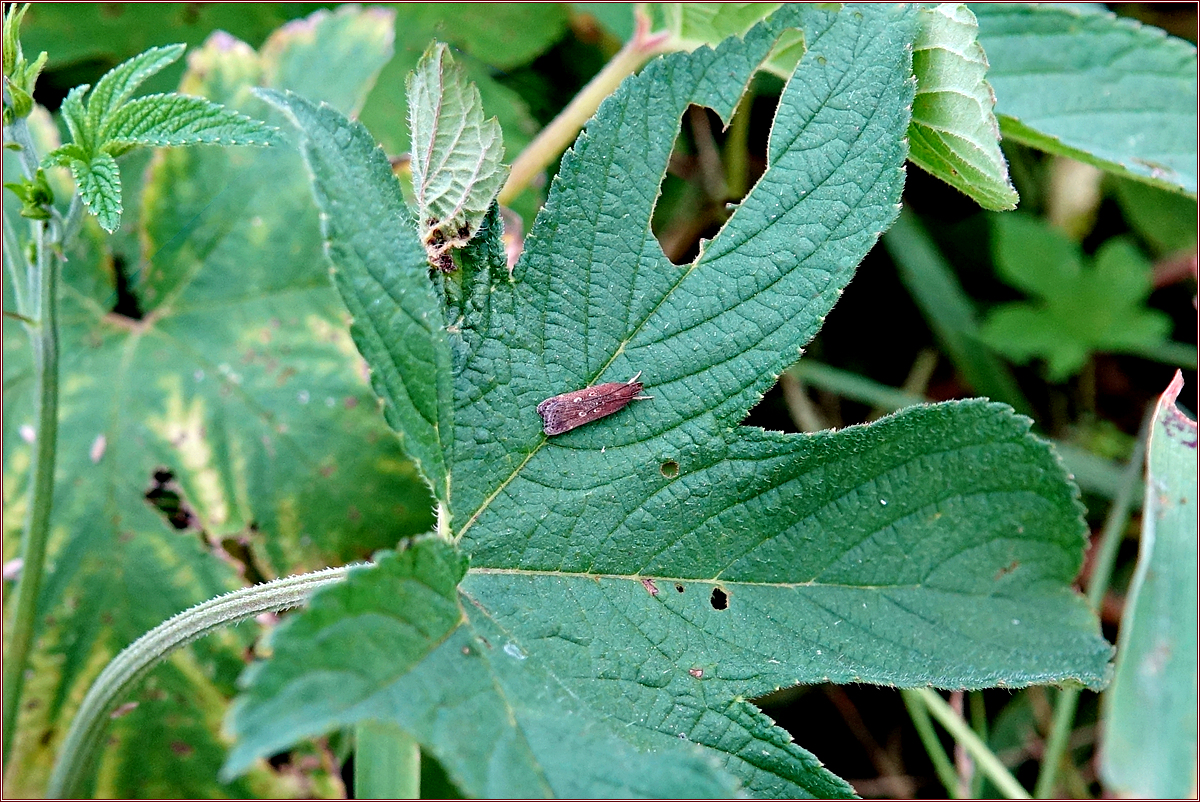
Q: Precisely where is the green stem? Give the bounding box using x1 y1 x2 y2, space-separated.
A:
1032 417 1148 799
915 688 1031 799
2 216 57 771
498 12 671 205
900 689 961 798
47 565 353 798
723 92 752 199
2 209 28 314
355 721 420 799
2 113 85 772
968 691 988 798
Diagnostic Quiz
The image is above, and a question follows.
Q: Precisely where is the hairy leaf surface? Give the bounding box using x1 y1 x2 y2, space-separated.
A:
236 5 1111 797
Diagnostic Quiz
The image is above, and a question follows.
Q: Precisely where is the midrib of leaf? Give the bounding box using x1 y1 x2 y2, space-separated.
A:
467 566 1025 592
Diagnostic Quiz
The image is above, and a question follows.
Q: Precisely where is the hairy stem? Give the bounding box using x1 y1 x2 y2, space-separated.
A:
2 112 87 770
47 565 354 798
2 215 57 769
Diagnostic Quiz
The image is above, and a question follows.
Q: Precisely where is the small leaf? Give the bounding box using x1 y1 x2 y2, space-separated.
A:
1099 372 1198 798
2 3 46 121
68 152 122 232
909 4 1018 211
2 2 24 77
407 43 507 271
975 3 1197 196
85 43 185 133
980 215 1171 380
657 3 783 49
58 84 91 153
3 167 54 220
99 93 279 150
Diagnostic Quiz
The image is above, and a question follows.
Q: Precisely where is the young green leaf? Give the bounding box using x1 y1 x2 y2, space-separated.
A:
99 93 280 154
235 4 1111 797
3 167 54 220
35 41 276 232
976 3 1197 196
909 4 1018 211
66 151 122 233
1099 372 1197 798
84 44 186 134
407 43 507 271
2 3 47 122
980 214 1171 381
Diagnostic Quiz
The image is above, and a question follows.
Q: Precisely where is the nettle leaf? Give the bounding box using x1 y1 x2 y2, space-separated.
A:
2 8 434 798
407 43 507 271
910 3 1017 211
99 92 279 152
648 3 1019 212
85 43 185 133
68 151 122 233
980 214 1171 381
236 4 1112 797
975 3 1198 196
58 83 91 152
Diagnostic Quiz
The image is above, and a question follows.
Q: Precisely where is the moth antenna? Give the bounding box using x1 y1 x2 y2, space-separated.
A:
627 371 643 383
633 394 653 400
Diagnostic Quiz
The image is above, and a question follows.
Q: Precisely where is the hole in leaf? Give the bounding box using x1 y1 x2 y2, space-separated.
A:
144 469 197 530
651 89 775 266
111 254 144 320
710 587 728 610
675 583 685 593
660 459 679 478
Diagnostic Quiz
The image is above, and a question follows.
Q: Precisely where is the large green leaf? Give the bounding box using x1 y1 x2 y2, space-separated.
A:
974 3 1198 196
233 5 1110 797
1099 372 1198 798
2 8 434 797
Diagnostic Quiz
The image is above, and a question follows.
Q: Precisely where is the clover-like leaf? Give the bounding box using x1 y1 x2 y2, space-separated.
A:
235 5 1110 797
980 214 1172 381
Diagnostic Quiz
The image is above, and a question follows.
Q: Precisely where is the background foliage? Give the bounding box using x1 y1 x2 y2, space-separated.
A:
3 3 1196 798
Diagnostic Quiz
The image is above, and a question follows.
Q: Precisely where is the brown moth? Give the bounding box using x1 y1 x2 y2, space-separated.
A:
537 372 652 436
